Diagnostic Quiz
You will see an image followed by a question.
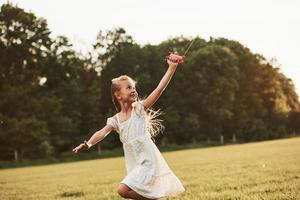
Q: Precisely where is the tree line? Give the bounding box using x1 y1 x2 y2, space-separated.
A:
1 3 300 161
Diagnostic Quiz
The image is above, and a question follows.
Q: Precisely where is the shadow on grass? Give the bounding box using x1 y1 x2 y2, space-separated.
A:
59 191 84 198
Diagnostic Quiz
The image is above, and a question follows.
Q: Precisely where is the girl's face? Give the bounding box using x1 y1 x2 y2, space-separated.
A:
117 79 138 103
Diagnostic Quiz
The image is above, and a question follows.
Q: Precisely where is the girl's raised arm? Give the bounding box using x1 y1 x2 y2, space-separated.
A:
143 59 178 110
72 125 113 153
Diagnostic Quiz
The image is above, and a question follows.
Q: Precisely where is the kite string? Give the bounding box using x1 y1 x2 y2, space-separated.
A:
182 37 196 57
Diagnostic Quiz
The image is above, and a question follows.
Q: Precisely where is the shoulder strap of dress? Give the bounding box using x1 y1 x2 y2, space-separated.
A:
116 113 120 124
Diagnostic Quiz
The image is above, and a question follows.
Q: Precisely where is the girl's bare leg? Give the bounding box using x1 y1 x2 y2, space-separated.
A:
117 183 154 200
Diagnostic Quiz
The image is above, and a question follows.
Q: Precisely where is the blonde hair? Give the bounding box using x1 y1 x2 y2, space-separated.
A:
111 75 164 140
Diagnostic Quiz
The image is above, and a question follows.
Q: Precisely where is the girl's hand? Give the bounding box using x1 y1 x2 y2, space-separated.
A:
72 141 89 153
166 51 183 67
167 58 178 68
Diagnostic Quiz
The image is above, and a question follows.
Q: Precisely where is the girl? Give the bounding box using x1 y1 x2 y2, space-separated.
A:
73 53 185 200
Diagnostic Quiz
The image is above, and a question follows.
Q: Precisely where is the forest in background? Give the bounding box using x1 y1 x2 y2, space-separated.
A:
1 3 300 161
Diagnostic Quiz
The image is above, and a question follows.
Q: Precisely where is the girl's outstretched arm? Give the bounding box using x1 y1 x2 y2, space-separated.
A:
72 125 113 153
143 59 178 110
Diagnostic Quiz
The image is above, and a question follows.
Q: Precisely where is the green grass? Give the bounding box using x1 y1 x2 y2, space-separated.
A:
0 137 299 200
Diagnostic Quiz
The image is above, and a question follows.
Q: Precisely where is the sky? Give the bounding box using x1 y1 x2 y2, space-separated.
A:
2 0 300 96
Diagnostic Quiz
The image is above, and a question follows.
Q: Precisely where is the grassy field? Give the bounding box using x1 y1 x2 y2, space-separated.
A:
0 137 299 200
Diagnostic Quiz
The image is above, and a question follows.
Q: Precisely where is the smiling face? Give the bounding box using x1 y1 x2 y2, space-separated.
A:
117 79 138 103
111 75 139 108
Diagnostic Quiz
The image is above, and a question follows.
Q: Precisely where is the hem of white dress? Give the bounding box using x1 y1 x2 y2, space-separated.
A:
120 175 185 199
120 181 185 199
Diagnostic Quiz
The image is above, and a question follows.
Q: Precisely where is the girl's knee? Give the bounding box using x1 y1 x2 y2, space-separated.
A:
117 183 131 198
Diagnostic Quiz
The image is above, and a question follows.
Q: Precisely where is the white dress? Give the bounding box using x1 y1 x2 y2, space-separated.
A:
106 101 185 199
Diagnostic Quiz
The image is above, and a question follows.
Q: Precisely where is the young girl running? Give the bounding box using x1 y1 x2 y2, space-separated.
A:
73 53 185 200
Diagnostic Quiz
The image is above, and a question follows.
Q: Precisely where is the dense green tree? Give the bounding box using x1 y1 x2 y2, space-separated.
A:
288 111 300 134
182 44 239 141
37 36 86 154
0 3 54 160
